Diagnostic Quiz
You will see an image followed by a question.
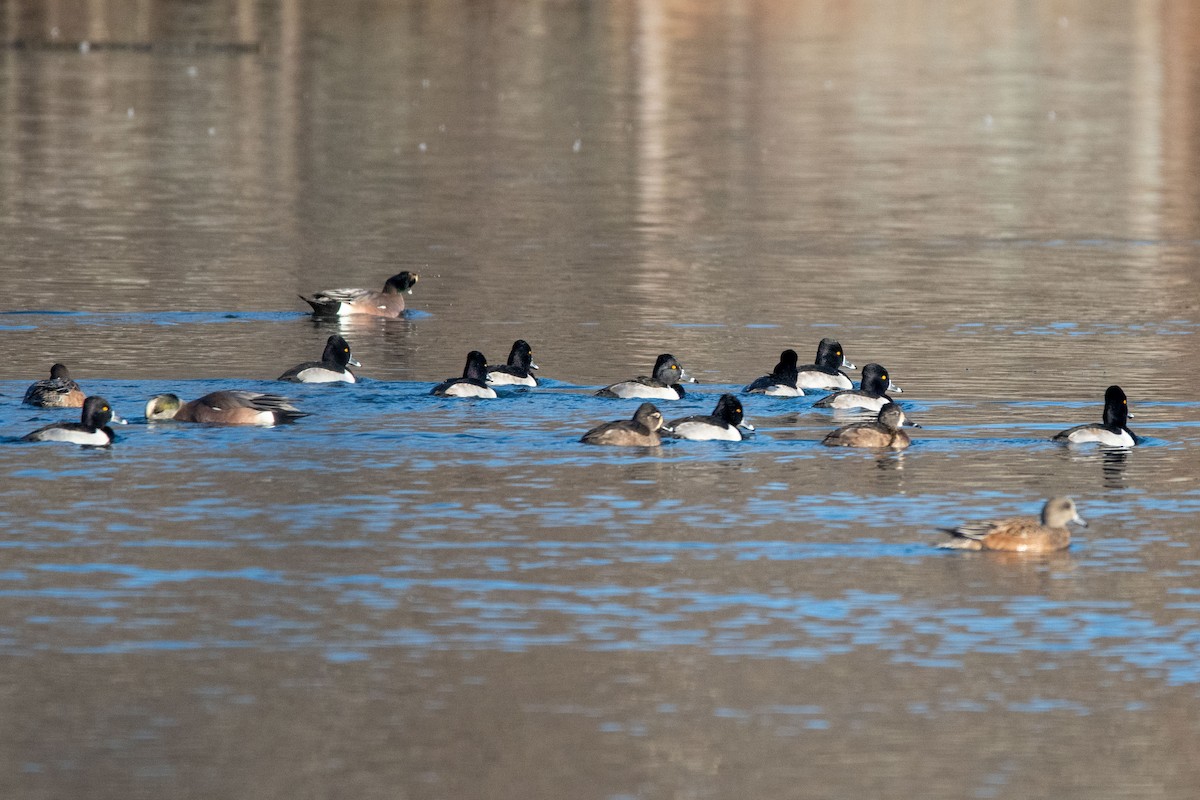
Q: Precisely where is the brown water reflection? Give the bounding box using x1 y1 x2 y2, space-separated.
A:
2 1 1200 798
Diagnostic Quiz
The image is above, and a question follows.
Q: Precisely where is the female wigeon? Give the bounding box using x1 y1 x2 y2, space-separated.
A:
814 363 902 411
300 271 419 317
596 354 695 400
1052 385 1136 447
432 351 497 398
937 496 1086 552
486 340 539 387
278 335 360 383
744 349 802 396
146 391 307 425
23 363 85 408
23 396 124 446
581 403 667 446
821 402 918 450
795 338 855 390
669 394 755 441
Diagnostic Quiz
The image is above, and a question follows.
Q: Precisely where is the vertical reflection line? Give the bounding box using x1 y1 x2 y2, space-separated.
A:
1131 1 1163 239
635 1 667 232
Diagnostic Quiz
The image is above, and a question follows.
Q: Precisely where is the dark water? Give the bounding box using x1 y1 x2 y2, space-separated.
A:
2 2 1200 798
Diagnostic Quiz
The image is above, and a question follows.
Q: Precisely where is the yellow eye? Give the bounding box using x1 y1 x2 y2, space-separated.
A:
837 351 842 356
671 365 679 370
102 406 109 412
882 375 888 381
344 347 349 352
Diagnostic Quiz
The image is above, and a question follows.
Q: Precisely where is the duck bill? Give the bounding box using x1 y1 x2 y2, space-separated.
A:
679 370 698 384
111 413 129 425
739 421 756 432
842 357 856 370
529 361 540 371
1073 514 1088 528
348 357 363 367
889 383 903 394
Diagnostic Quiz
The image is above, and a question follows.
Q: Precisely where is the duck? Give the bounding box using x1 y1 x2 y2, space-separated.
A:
937 496 1086 552
1052 385 1136 447
596 354 695 399
278 335 360 383
795 338 855 390
668 394 755 441
432 351 497 398
814 363 902 411
743 349 802 396
299 271 419 318
486 340 539 387
146 391 307 425
22 363 86 408
821 402 918 450
23 395 124 446
581 402 667 446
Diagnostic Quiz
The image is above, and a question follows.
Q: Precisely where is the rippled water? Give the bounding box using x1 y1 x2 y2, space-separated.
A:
3 1 1200 798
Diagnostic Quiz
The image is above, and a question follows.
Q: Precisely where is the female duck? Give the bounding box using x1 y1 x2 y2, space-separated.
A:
278 335 360 383
486 340 539 387
1052 385 1136 447
581 402 667 447
937 496 1086 552
669 394 755 441
814 363 902 411
23 363 86 408
596 354 695 400
744 349 802 396
821 402 918 450
23 396 124 446
300 271 419 318
796 338 855 390
432 351 497 398
146 391 307 426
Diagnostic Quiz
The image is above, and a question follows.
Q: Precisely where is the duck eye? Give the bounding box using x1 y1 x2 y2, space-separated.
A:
671 365 678 370
102 405 109 412
882 375 887 381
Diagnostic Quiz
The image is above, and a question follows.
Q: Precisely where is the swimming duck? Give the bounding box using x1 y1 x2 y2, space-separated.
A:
146 391 307 425
23 396 124 446
432 351 497 398
1052 385 1136 447
299 271 419 318
596 354 695 400
937 496 1086 552
669 394 755 441
278 335 360 383
795 338 855 390
486 340 539 387
581 402 667 447
23 363 86 408
814 363 901 411
821 402 918 450
743 349 802 396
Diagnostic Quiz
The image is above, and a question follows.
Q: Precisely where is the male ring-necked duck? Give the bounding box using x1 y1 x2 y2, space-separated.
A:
300 271 419 318
486 339 539 387
744 349 802 396
581 402 667 446
1052 385 1136 447
937 496 1086 552
596 354 695 399
796 338 855 390
814 363 902 411
146 391 307 426
821 401 918 450
278 335 361 383
668 394 755 442
23 396 125 446
432 351 497 398
23 363 86 408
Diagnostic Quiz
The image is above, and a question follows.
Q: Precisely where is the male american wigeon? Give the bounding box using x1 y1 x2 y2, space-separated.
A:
795 338 855 390
486 340 539 387
744 349 802 396
146 391 307 426
278 335 361 383
299 271 419 318
814 363 902 411
23 395 124 446
581 402 667 446
821 402 918 450
937 496 1086 552
23 363 86 408
1053 385 1136 447
596 354 695 400
432 351 497 398
668 394 755 441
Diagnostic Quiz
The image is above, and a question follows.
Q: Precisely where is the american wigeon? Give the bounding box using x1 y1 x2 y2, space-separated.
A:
486 340 539 387
821 401 918 450
299 271 419 318
596 354 695 400
796 338 855 390
814 363 902 411
146 391 307 426
744 349 802 396
23 395 124 446
668 394 755 441
278 335 360 383
581 402 667 446
937 496 1086 552
1053 385 1136 447
432 351 497 398
22 363 86 408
